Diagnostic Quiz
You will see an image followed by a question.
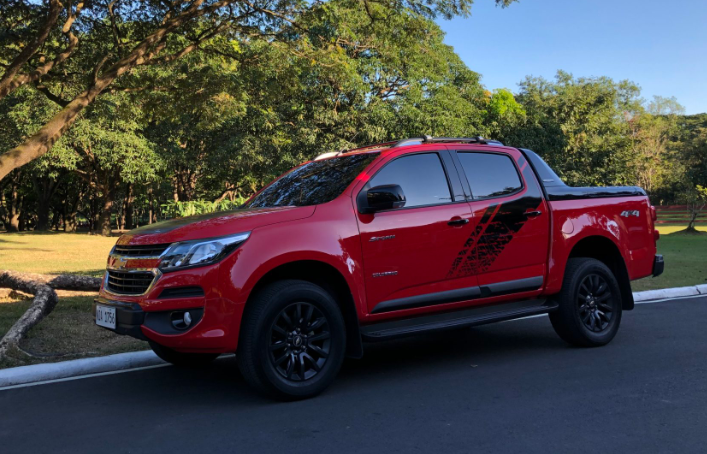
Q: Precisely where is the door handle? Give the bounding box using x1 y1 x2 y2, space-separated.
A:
524 210 542 218
448 217 469 226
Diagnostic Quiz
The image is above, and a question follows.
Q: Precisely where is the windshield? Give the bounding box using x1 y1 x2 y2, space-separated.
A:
244 153 380 208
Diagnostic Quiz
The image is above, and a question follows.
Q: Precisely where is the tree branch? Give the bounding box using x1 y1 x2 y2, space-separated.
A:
33 82 70 107
0 0 63 100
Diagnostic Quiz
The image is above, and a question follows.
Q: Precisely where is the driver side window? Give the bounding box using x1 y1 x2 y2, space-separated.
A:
370 153 452 208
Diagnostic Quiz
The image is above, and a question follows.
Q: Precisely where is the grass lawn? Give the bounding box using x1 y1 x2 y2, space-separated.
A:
0 292 144 369
632 228 707 291
655 225 707 235
0 232 144 369
0 231 116 276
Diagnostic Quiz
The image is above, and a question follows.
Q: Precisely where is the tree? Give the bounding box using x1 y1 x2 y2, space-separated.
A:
484 88 526 140
134 0 494 203
503 71 642 187
683 185 707 233
0 0 284 181
0 0 518 182
48 93 163 235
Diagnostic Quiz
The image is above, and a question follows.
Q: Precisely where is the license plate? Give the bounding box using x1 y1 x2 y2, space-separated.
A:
96 304 117 329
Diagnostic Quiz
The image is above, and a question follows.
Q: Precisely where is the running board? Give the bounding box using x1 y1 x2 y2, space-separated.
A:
360 299 558 341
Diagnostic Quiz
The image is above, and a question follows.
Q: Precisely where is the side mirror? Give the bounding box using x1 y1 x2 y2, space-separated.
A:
358 184 406 214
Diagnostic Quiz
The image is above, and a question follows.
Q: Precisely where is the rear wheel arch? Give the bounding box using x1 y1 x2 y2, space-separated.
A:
567 235 634 310
243 260 364 358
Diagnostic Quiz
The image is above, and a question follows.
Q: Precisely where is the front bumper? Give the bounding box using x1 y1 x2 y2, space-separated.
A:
93 297 204 341
653 254 664 277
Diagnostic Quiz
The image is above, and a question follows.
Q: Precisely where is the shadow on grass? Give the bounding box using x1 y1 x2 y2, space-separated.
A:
46 269 105 277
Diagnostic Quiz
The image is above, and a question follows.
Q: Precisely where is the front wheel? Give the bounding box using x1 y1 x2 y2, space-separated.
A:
237 280 346 400
549 258 623 347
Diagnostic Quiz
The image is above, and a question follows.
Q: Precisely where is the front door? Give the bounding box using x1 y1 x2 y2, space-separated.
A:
356 151 477 315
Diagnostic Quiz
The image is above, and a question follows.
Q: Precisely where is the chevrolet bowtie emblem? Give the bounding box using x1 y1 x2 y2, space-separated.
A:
113 256 128 269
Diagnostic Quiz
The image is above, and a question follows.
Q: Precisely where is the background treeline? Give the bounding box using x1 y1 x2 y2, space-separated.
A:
1 0 705 235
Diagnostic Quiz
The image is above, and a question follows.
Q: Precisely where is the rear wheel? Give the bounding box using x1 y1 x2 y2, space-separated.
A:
549 258 623 347
148 341 219 367
237 280 346 400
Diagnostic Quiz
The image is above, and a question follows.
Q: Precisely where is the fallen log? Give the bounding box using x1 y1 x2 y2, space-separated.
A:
0 270 101 361
1 270 102 291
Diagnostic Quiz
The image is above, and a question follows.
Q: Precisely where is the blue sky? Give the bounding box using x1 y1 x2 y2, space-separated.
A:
438 0 707 114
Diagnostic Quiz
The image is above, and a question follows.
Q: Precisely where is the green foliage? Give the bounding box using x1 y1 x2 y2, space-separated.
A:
501 71 642 187
1 0 705 235
161 199 246 218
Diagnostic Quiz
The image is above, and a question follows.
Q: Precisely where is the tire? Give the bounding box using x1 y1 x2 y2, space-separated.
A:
148 340 219 368
237 280 346 400
549 258 623 347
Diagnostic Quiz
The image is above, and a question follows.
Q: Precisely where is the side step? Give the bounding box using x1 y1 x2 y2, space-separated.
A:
360 299 558 341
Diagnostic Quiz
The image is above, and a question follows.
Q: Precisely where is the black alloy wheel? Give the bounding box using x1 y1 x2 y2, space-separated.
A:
269 302 331 381
549 257 623 347
577 274 614 332
237 279 346 400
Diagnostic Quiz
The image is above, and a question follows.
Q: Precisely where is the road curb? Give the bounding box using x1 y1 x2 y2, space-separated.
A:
0 350 164 389
1 285 706 389
633 285 707 302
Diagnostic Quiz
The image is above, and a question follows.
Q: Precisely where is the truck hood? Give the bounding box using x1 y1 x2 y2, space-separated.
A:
116 206 316 246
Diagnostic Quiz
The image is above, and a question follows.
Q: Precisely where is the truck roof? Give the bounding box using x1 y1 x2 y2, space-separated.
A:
314 136 507 161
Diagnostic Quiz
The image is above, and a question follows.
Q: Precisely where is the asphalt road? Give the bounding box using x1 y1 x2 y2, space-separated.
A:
2 296 707 454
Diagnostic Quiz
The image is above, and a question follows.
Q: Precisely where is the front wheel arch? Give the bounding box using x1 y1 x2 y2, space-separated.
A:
242 260 363 359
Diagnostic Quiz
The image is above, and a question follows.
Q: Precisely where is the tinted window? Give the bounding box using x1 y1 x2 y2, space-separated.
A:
457 152 522 198
245 153 378 208
369 153 452 208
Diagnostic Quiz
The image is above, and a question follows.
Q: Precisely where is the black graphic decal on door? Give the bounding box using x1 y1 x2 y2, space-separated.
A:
447 159 543 278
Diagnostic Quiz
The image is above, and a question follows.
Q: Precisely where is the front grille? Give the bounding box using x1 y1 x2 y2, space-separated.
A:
106 270 156 295
113 243 170 257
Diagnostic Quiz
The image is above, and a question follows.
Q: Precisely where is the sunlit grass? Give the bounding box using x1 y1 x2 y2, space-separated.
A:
655 225 707 235
0 232 116 276
632 230 707 291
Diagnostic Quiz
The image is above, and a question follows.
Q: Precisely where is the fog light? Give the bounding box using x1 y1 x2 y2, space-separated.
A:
171 311 193 330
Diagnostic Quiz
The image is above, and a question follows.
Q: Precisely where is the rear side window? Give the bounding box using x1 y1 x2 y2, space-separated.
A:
457 152 522 199
369 153 452 208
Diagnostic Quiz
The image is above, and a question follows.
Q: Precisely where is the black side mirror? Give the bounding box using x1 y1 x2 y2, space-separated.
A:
358 184 406 214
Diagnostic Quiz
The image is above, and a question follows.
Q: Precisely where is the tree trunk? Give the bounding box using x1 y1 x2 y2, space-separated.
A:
99 193 114 236
0 83 109 181
18 197 27 231
124 183 134 230
64 185 82 232
5 182 20 232
118 201 125 230
148 186 154 224
65 211 78 232
687 210 697 231
34 178 54 231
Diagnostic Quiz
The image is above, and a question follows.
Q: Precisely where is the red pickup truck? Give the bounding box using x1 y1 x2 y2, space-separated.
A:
94 137 663 399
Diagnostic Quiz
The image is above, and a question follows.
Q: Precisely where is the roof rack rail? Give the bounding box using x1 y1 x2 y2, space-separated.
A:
390 136 504 148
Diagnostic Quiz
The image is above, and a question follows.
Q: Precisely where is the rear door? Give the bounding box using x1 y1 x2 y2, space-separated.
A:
448 147 550 299
356 150 478 315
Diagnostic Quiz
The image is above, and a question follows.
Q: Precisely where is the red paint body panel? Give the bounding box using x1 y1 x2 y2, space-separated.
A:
544 196 656 294
98 143 658 353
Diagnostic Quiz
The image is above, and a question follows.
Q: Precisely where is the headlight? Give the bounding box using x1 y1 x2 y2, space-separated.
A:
159 232 250 272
